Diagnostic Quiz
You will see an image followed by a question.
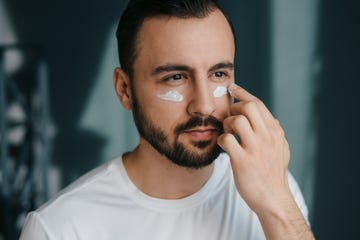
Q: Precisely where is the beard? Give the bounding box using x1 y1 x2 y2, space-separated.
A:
131 89 223 169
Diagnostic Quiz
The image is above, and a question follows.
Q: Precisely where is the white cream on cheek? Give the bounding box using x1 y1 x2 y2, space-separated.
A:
157 90 184 102
158 86 228 103
213 86 228 98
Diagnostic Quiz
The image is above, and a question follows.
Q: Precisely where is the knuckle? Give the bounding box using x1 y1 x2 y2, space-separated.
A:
274 118 280 125
222 133 233 142
253 98 262 105
270 118 282 133
274 118 281 128
243 101 257 112
233 115 248 127
275 124 285 137
261 132 276 146
218 133 234 145
284 137 290 150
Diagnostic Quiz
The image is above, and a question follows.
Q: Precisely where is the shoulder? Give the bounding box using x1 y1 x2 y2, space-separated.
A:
19 212 55 240
39 157 120 212
20 157 125 238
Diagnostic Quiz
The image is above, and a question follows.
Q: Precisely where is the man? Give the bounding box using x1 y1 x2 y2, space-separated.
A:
20 0 315 239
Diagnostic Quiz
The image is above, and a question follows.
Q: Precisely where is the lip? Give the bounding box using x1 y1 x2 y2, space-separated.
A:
183 127 218 140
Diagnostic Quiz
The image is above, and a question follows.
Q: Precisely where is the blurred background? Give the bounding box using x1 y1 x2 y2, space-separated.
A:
0 0 359 239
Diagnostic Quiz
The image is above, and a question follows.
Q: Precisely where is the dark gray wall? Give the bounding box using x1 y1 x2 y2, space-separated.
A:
221 1 272 106
6 0 127 184
313 0 360 239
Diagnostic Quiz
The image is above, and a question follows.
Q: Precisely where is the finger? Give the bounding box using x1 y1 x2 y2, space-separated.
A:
230 101 269 135
229 83 277 130
274 119 285 137
228 83 257 102
217 133 245 158
222 115 257 149
282 136 290 166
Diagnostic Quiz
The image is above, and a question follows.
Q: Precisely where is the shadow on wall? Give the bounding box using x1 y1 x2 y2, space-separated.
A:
5 0 128 185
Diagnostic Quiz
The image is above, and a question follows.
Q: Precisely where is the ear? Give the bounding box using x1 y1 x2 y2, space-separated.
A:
113 67 133 110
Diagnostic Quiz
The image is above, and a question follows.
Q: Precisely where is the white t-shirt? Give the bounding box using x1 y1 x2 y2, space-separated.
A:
20 153 309 240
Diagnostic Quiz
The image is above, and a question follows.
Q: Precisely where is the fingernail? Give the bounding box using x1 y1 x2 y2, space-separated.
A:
227 83 238 97
229 83 239 89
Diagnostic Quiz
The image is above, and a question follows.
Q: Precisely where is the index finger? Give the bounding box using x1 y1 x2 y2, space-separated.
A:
228 83 257 102
228 83 277 129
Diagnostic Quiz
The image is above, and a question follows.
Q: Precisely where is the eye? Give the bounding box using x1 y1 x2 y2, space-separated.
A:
163 73 187 84
170 74 183 81
211 71 228 81
214 72 225 77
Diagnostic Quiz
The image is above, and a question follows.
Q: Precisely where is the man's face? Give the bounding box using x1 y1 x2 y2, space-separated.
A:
130 9 235 168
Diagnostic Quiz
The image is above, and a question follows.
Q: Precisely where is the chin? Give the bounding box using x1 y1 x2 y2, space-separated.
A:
168 142 222 170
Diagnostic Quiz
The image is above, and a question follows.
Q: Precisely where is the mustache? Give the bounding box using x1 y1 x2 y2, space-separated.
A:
174 116 224 135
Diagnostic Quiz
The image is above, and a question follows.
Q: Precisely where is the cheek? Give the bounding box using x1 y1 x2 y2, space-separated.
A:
214 94 232 119
210 82 233 117
213 86 229 98
156 83 187 103
146 98 187 127
157 90 184 102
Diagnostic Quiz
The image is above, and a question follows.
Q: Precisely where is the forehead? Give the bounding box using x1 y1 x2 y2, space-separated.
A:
134 9 235 71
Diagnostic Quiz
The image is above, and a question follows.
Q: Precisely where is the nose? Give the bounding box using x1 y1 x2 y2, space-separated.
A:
187 82 216 117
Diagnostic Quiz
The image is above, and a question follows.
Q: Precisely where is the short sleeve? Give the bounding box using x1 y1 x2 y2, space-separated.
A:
19 212 55 240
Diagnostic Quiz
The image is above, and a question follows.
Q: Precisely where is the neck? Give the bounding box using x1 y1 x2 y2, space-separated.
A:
123 138 214 199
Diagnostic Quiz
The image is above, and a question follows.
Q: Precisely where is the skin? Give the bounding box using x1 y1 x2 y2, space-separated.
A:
114 8 315 240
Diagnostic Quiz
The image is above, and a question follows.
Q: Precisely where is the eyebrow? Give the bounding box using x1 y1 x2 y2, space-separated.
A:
151 64 192 76
151 61 234 76
209 62 234 72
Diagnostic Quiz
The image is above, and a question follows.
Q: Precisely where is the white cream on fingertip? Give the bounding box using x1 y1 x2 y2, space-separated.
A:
228 83 238 97
213 86 228 98
158 90 184 102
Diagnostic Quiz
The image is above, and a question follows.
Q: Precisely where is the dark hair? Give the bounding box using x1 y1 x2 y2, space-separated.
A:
116 0 235 77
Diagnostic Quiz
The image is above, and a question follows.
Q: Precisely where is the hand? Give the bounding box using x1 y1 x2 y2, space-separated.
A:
217 84 315 239
218 84 292 214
